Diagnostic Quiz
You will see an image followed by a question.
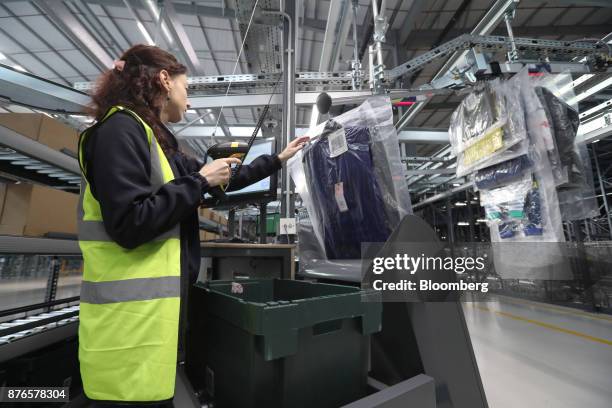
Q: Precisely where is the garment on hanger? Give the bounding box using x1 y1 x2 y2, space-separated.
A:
302 120 391 259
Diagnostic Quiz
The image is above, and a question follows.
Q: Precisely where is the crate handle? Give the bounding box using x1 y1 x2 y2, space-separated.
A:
312 319 343 336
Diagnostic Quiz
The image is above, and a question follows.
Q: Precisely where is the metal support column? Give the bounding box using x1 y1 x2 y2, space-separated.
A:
573 219 595 310
446 198 455 244
593 144 612 239
278 0 296 226
370 0 388 94
350 0 362 90
44 256 60 312
228 209 236 239
238 212 243 239
466 191 475 241
259 203 268 244
503 10 518 61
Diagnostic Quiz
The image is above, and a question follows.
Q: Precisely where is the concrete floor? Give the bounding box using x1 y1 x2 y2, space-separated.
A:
463 295 612 408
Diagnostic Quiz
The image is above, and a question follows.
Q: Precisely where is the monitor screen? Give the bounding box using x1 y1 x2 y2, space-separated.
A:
201 139 277 207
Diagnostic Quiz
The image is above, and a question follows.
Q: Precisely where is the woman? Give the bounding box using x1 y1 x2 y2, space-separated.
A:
77 44 307 407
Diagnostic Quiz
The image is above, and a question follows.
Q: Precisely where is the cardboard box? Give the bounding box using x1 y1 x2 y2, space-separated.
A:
199 230 221 241
0 113 79 155
199 208 213 220
216 212 228 226
0 184 78 237
0 224 24 236
211 211 228 226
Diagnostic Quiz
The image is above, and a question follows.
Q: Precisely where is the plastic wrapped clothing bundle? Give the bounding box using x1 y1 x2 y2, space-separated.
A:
449 79 528 177
465 71 571 279
519 79 565 186
302 121 391 259
469 70 565 244
481 177 530 239
535 86 583 187
556 142 599 221
519 71 598 221
289 96 411 276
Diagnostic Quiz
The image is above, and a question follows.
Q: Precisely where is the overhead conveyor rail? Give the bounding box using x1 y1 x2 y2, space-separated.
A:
70 35 610 94
388 34 609 80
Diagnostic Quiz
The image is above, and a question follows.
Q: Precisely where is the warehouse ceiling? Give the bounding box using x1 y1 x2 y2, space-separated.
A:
0 0 610 131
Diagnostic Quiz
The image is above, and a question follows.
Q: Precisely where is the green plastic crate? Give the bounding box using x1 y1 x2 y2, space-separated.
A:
186 279 382 408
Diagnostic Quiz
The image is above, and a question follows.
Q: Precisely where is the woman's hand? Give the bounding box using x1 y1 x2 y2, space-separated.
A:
199 158 242 187
277 136 310 163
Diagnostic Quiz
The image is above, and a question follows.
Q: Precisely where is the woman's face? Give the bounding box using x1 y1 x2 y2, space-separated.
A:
163 72 190 123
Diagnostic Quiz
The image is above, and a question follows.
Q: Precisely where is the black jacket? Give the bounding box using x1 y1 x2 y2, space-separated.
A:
82 111 282 355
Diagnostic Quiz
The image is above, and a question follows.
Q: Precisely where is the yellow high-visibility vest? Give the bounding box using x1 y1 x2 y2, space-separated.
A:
77 105 180 402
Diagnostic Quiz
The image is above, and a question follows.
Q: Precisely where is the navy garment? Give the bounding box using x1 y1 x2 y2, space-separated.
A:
302 121 391 259
474 155 532 190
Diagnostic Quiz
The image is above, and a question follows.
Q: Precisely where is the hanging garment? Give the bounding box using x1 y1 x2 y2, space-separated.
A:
474 155 533 190
449 80 528 176
302 120 391 259
534 87 583 188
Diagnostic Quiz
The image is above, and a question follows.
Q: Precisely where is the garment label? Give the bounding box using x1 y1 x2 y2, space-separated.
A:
334 182 349 212
328 128 348 157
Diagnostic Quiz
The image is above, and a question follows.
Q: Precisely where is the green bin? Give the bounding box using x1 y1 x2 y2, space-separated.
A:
186 278 382 408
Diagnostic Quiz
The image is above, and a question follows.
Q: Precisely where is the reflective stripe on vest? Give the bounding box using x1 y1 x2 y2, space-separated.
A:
80 276 181 304
77 105 181 402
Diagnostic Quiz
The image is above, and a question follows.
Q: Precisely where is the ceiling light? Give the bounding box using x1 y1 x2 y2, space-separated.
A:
137 22 155 46
13 65 26 72
143 0 174 46
454 202 467 206
123 0 155 45
0 52 6 60
187 109 197 114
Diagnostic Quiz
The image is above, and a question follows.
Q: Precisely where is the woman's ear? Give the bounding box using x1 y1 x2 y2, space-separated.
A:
159 69 171 91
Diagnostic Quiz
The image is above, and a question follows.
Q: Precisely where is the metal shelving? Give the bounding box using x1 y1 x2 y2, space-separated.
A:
0 124 80 190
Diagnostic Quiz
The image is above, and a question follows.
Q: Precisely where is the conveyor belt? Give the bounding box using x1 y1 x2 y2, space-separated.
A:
0 305 79 343
0 305 79 363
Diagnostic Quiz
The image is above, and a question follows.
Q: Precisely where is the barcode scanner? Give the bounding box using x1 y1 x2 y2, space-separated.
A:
206 142 249 202
204 105 271 204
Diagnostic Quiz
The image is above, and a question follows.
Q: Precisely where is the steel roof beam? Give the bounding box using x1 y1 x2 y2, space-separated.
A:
162 0 201 73
61 0 237 19
33 0 113 72
311 0 353 127
399 0 426 46
162 0 233 139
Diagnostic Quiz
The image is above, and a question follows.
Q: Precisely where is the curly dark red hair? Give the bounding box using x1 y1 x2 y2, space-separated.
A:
87 44 187 153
